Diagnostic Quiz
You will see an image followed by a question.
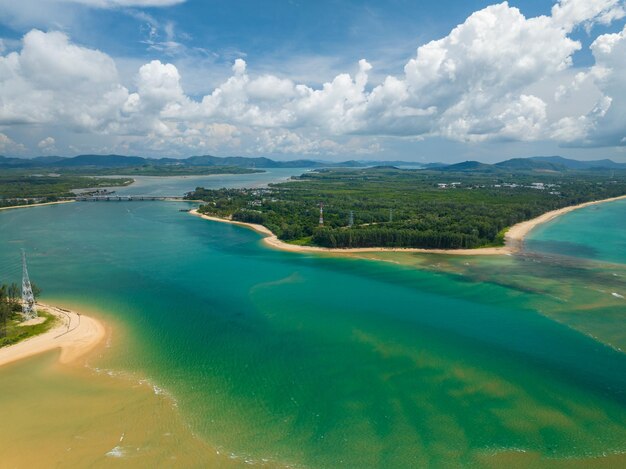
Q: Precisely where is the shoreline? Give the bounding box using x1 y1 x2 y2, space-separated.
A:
0 200 76 211
190 194 626 256
0 303 106 368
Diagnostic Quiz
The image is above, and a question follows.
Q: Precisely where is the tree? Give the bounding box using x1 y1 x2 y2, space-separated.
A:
0 285 10 338
8 282 19 308
31 283 41 300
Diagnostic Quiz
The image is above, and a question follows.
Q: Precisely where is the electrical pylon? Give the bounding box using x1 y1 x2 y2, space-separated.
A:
21 250 37 319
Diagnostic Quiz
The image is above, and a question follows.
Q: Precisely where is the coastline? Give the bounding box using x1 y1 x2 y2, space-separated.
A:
190 194 626 256
0 302 105 368
0 200 76 211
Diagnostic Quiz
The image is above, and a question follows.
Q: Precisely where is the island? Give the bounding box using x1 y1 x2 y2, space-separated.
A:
0 154 264 209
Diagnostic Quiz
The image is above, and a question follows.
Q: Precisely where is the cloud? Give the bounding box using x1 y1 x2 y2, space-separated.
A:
1 1 626 156
372 2 581 141
0 30 129 130
568 23 626 146
0 133 27 154
37 137 57 152
551 0 626 31
0 0 185 33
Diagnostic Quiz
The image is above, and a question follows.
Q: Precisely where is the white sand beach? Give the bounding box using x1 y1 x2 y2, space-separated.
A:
0 303 105 368
0 200 76 211
190 194 626 256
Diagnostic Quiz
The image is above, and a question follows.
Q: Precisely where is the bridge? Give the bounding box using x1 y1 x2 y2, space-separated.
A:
75 196 188 202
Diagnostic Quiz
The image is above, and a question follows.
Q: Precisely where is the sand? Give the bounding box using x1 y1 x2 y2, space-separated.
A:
0 303 105 368
190 194 626 256
0 200 75 211
502 194 626 251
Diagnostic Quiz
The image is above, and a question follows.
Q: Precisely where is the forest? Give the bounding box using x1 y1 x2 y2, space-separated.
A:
188 166 626 249
0 174 132 208
0 165 258 208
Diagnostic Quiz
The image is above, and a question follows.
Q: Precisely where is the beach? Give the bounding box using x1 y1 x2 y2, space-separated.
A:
0 303 105 368
0 301 235 467
0 200 76 211
190 194 626 256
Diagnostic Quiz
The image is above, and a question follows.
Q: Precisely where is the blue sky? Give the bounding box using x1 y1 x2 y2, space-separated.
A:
1 0 626 162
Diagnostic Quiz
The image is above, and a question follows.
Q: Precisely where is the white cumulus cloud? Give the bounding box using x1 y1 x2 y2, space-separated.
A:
37 136 57 152
0 29 129 130
1 1 626 156
0 132 27 154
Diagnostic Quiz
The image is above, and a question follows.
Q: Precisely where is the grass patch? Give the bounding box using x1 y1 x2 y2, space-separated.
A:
481 227 509 248
0 311 58 348
286 236 313 246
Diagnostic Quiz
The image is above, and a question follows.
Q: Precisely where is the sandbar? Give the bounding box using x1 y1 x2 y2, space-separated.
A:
0 200 75 211
0 303 105 368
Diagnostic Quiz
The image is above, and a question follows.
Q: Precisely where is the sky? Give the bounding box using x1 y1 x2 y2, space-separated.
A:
1 0 626 162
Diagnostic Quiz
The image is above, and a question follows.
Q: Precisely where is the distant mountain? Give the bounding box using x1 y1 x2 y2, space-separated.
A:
0 154 400 170
0 155 28 167
0 153 362 170
432 156 626 173
529 156 626 170
54 154 147 167
184 156 369 168
2 153 624 172
422 162 449 169
185 155 274 167
357 160 424 167
0 155 68 167
439 161 493 172
495 158 566 171
30 156 67 165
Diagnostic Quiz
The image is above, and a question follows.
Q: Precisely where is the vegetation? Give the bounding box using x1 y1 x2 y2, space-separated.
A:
0 173 132 208
188 166 626 250
58 164 263 176
0 282 53 348
0 163 260 208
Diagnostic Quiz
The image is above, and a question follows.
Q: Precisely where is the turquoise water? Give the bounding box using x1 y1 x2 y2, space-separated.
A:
1 187 625 466
526 199 626 264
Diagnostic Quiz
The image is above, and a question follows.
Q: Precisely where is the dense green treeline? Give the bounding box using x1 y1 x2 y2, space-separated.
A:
0 174 132 207
189 167 626 249
0 165 259 208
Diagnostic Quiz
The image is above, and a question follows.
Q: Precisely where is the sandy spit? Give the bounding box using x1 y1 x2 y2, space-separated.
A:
0 303 106 368
190 194 626 256
0 200 76 211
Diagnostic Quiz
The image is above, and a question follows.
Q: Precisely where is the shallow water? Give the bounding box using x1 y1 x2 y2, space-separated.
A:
0 182 625 467
96 167 307 197
526 199 626 264
0 351 237 467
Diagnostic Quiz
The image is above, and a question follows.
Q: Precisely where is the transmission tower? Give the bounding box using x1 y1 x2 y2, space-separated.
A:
21 249 37 319
389 208 394 223
348 210 354 227
319 202 324 226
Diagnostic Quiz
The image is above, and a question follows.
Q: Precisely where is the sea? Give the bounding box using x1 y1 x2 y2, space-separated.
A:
0 171 624 467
